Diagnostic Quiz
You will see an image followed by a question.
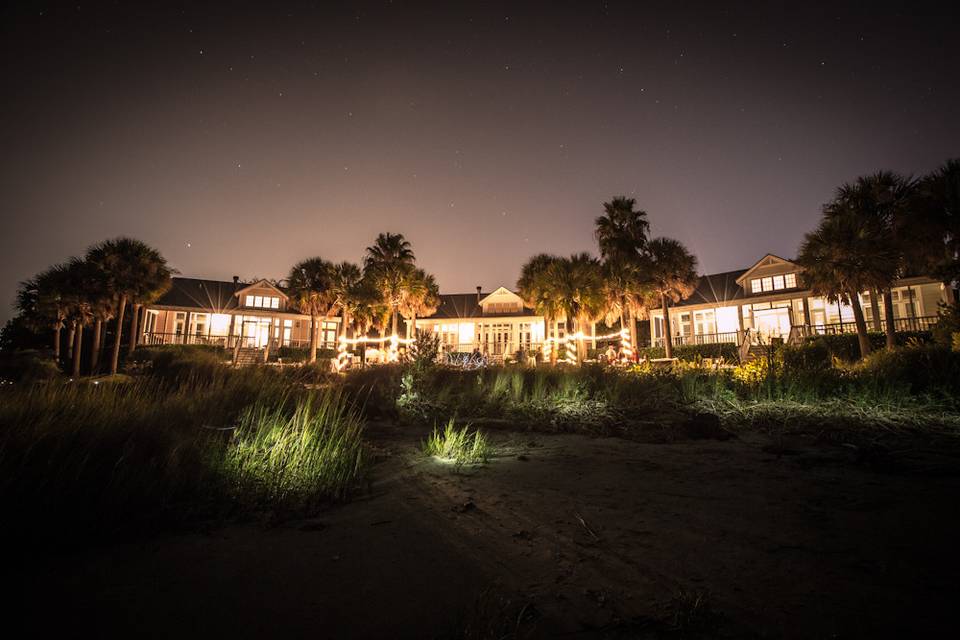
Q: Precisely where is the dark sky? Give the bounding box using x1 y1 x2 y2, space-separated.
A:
2 1 958 322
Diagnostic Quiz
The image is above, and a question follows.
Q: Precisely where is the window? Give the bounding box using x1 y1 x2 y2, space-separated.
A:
174 312 186 336
751 278 762 293
761 277 773 292
784 273 797 288
244 294 281 309
193 313 208 336
773 275 785 290
694 310 716 336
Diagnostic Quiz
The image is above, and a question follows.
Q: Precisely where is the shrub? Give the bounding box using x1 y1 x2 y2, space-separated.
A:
932 302 960 347
275 346 336 363
851 344 960 395
0 350 62 383
806 331 932 362
635 343 739 362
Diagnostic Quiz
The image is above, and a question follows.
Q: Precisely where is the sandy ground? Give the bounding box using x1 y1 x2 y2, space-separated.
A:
15 424 960 639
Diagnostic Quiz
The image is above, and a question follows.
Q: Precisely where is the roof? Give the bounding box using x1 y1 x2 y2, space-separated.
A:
423 292 538 319
153 277 247 311
673 269 749 308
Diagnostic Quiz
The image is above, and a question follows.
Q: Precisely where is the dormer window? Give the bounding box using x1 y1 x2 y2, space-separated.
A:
245 295 280 309
751 273 798 293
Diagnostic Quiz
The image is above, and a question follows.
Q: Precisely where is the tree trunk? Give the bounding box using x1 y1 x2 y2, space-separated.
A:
66 325 75 360
90 319 103 373
849 292 872 359
54 324 61 360
661 294 673 359
883 288 897 350
549 316 558 365
110 295 127 375
410 312 417 340
127 303 142 355
309 313 317 363
577 317 587 363
391 309 398 337
72 322 83 378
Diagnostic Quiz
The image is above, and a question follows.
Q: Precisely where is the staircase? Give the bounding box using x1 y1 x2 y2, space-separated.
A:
234 347 265 367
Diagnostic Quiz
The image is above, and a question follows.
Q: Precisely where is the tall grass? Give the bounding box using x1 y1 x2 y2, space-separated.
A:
225 390 365 509
422 418 490 465
0 368 366 550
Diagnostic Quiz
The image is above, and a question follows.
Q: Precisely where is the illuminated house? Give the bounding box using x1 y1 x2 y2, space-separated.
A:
141 277 340 350
414 286 587 358
648 254 951 347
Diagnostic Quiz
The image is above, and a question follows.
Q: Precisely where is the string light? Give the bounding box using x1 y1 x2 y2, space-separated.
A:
620 327 633 363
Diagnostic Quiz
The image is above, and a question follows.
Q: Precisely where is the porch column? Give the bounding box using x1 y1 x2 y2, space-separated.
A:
228 314 236 347
590 322 597 350
803 297 812 326
183 311 191 345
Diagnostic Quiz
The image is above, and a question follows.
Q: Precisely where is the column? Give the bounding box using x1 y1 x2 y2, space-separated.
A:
183 311 191 345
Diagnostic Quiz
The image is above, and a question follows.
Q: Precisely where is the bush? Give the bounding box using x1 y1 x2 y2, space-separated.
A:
851 344 960 395
0 350 62 383
806 331 932 362
275 346 336 363
932 302 960 347
635 343 739 362
131 345 231 382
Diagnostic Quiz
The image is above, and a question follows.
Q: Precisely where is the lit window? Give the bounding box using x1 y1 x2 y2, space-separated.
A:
245 295 254 307
254 295 263 308
761 277 773 292
751 278 762 293
270 297 279 309
773 275 785 290
784 273 797 288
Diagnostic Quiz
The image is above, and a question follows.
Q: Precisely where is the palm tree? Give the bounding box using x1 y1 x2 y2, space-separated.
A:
517 254 565 364
829 172 914 349
400 268 441 338
63 258 96 377
911 159 960 290
595 196 650 261
86 238 173 375
16 263 72 361
547 253 607 362
364 232 417 336
328 261 364 347
595 197 652 357
797 208 897 360
644 238 699 359
287 258 335 363
87 287 115 375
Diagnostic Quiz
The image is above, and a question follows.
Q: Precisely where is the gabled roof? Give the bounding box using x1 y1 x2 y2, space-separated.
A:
423 292 537 319
153 277 246 311
673 269 749 308
735 254 799 285
234 279 289 299
478 286 523 305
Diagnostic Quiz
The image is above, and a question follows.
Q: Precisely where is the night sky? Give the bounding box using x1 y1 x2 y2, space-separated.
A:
2 1 958 322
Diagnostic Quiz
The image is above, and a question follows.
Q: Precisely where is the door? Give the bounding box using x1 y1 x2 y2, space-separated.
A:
753 308 791 342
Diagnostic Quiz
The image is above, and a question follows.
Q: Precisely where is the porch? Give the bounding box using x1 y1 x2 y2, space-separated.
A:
652 315 939 348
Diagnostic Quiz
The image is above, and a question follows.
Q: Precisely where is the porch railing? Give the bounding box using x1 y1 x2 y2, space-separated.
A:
653 315 940 350
140 332 336 350
652 331 740 348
